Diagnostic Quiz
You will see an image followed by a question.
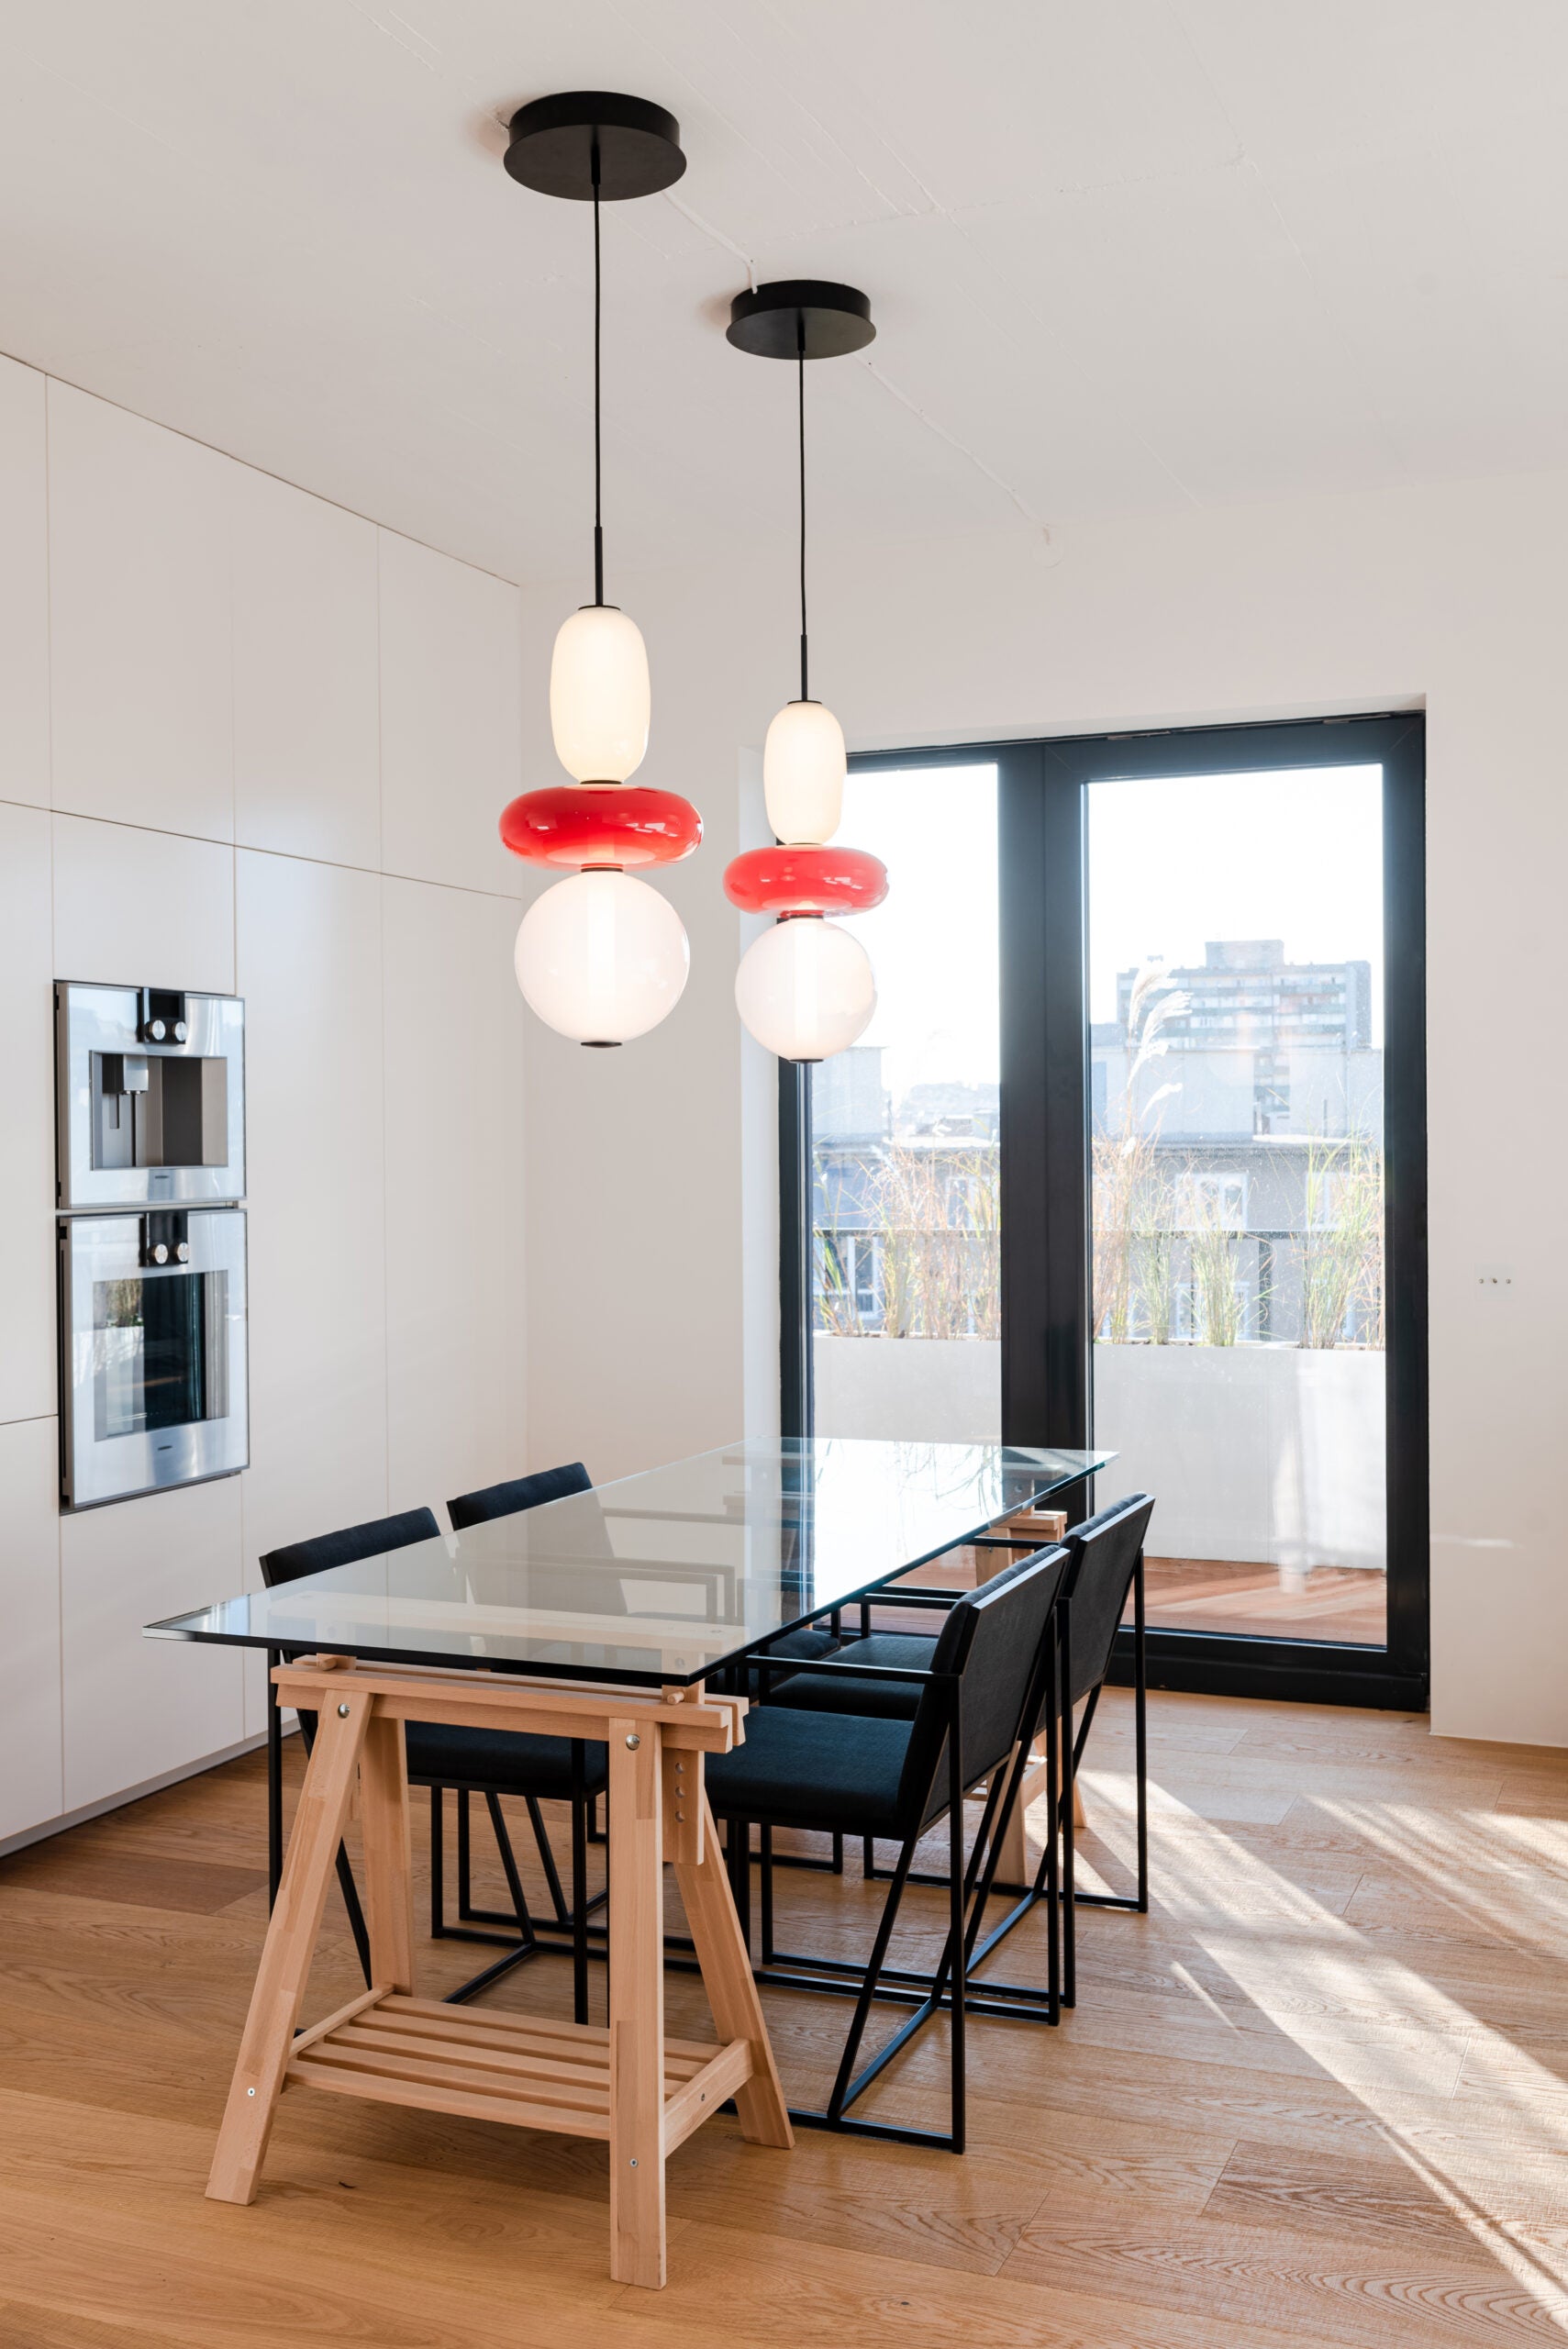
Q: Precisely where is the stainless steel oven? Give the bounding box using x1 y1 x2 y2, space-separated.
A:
56 981 245 1213
59 1207 249 1510
56 980 249 1509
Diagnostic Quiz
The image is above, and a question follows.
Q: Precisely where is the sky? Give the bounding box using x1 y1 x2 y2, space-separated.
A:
835 763 999 1109
825 761 1385 1112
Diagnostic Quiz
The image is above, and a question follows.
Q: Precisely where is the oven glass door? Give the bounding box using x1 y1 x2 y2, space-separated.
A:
63 1210 249 1508
93 1269 229 1441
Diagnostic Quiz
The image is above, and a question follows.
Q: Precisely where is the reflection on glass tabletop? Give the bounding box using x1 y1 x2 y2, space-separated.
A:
146 1436 1112 1687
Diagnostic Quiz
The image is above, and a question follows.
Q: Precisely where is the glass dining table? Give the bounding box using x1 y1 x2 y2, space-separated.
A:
145 1435 1108 2288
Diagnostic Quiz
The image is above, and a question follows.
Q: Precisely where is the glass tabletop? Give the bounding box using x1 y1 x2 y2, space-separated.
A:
145 1436 1111 1687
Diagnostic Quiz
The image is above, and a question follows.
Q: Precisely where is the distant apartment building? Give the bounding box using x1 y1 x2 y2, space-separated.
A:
1097 940 1378 1141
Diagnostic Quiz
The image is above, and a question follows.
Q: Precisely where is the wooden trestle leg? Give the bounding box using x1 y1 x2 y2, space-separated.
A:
207 1685 376 2204
206 1664 790 2289
673 1790 792 2153
608 1720 668 2288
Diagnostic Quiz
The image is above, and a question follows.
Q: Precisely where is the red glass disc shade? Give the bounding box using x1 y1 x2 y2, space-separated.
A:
500 784 702 870
723 843 888 917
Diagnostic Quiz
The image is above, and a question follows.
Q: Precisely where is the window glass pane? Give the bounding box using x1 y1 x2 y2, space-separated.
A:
810 764 1001 1442
1088 766 1386 1646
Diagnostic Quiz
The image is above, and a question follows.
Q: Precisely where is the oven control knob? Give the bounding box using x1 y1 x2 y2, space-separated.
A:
150 1241 169 1264
148 1018 166 1041
172 1019 188 1042
175 1241 190 1263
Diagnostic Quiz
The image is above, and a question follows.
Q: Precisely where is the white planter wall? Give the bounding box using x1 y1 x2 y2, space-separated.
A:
815 1336 1002 1446
1093 1343 1385 1571
0 359 528 1850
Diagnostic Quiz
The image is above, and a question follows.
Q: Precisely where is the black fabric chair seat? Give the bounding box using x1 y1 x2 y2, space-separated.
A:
405 1723 607 1800
766 1630 932 1717
706 1706 914 1837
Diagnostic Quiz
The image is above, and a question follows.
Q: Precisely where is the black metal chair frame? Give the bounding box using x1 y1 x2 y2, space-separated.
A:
681 1561 1067 2154
839 1534 1151 2013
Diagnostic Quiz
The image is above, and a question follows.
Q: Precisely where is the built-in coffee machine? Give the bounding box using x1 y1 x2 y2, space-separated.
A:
55 983 249 1509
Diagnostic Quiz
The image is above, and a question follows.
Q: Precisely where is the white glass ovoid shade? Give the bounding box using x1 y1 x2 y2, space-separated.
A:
550 605 651 782
762 698 846 844
515 871 688 1044
734 917 875 1063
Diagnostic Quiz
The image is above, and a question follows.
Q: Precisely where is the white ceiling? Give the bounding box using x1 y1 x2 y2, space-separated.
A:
1 1 1565 585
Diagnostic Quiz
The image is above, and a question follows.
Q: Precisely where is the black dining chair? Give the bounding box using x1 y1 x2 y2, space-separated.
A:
452 1460 848 1887
260 1498 606 2019
962 1492 1154 2006
704 1543 1071 2152
766 1492 1155 2009
259 1504 440 1985
439 1460 617 1975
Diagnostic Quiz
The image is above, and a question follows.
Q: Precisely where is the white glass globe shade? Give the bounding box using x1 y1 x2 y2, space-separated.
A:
515 871 688 1045
550 605 651 783
762 698 846 844
734 917 875 1063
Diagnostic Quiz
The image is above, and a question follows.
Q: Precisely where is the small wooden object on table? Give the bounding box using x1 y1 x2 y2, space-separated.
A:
206 1657 792 2289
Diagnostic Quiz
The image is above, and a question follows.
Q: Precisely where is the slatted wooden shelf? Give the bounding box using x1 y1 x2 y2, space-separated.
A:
284 1990 755 2151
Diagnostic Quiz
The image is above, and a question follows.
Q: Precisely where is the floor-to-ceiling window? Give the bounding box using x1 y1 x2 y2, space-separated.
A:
783 715 1428 1709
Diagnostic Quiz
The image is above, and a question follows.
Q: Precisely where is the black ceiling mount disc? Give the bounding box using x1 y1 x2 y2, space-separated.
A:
727 280 875 361
504 92 685 201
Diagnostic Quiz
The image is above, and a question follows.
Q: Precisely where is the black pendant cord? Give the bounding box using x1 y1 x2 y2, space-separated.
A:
592 142 604 607
797 321 808 702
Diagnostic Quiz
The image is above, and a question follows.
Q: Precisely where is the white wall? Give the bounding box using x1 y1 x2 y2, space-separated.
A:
0 359 527 1843
520 467 1568 1748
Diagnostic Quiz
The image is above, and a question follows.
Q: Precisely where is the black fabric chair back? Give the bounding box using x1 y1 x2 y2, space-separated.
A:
260 1506 441 1589
900 1544 1071 1828
448 1460 593 1531
1062 1493 1155 1706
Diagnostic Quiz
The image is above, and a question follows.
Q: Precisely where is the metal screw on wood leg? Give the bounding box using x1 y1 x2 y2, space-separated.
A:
338 1702 350 1717
246 2087 256 2097
628 2156 638 2166
625 1733 640 1749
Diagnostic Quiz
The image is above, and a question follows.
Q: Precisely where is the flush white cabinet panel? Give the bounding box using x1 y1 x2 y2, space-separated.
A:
237 849 388 1733
51 813 236 996
61 1473 245 1814
0 1418 63 1842
378 531 523 898
233 468 380 870
48 382 235 841
0 801 57 1424
383 877 525 1517
0 354 49 809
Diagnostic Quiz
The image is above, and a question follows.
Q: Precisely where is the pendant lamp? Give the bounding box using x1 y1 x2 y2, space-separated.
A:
723 283 887 1063
498 95 702 1046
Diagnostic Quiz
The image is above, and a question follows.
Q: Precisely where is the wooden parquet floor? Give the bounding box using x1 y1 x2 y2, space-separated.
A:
0 1690 1565 2346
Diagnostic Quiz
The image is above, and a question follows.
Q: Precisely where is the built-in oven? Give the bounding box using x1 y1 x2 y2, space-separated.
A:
56 982 245 1213
59 1207 249 1510
55 980 249 1509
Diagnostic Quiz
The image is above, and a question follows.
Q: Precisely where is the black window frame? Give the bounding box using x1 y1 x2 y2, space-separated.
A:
781 712 1429 1711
